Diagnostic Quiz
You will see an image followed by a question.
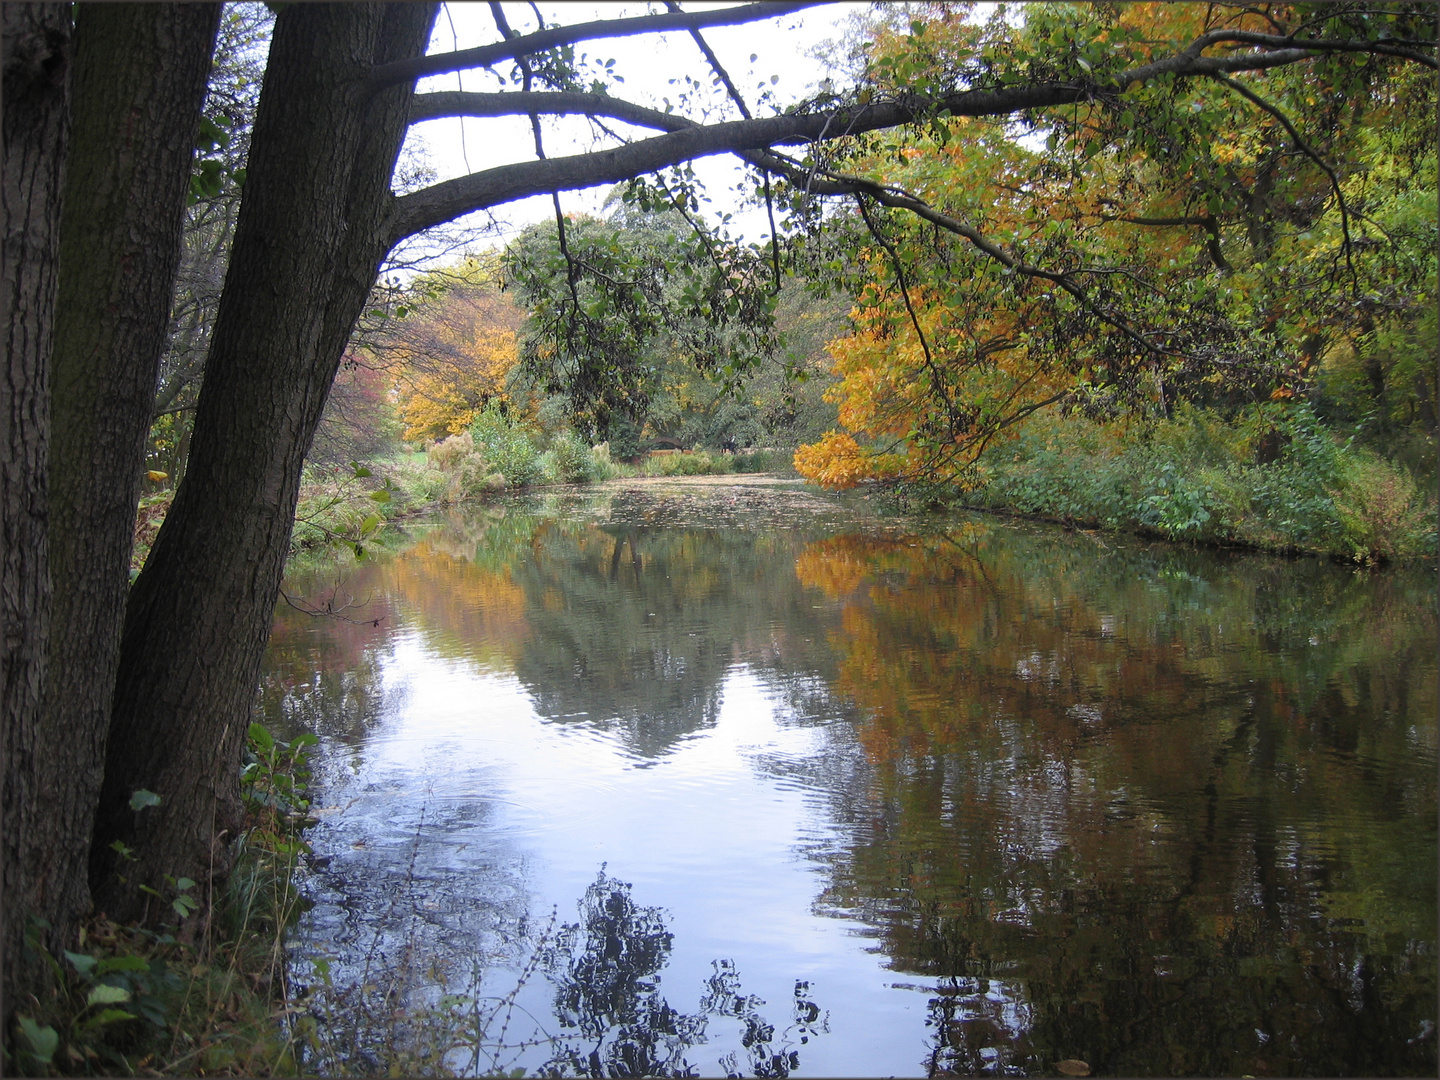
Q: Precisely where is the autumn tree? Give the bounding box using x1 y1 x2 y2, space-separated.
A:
5 0 1435 1039
386 258 525 444
791 2 1437 489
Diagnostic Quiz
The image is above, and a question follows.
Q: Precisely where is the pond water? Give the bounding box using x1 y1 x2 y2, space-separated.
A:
259 478 1437 1078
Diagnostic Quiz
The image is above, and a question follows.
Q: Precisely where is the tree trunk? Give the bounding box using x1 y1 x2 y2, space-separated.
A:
92 2 438 923
25 3 220 947
2 1 71 1028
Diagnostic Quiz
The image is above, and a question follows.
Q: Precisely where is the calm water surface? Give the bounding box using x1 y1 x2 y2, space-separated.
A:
260 479 1437 1077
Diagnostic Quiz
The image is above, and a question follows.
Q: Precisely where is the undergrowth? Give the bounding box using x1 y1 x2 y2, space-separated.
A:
7 724 317 1077
965 404 1436 562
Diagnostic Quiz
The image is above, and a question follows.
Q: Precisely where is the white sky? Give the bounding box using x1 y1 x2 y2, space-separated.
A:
401 2 873 258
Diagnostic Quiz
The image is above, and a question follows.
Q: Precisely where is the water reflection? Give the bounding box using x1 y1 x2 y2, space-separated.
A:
261 483 1437 1077
796 528 1437 1076
539 869 827 1078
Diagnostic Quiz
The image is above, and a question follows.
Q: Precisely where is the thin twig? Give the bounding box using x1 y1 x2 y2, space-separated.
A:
1209 71 1356 283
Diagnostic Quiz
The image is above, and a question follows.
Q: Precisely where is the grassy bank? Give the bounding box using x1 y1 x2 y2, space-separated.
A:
957 405 1436 563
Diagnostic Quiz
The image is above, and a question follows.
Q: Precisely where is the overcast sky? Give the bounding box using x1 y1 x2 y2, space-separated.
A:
399 2 873 259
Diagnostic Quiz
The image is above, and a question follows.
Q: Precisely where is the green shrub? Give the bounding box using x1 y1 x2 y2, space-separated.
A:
470 406 542 487
640 450 731 476
731 448 796 474
1333 450 1438 562
970 404 1436 559
549 430 600 483
589 441 625 480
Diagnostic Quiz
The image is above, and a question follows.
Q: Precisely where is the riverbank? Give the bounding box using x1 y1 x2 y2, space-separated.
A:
896 408 1438 565
9 725 314 1076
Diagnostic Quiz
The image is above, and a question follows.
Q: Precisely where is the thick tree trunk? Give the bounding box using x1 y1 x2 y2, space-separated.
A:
92 2 438 922
36 0 219 940
2 1 71 1028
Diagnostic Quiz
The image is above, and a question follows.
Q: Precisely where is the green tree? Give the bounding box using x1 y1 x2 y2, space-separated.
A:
502 202 776 448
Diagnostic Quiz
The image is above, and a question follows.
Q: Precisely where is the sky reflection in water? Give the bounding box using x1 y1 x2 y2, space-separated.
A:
261 482 1437 1077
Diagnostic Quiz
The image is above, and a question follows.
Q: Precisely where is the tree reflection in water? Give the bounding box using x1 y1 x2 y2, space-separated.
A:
538 869 827 1078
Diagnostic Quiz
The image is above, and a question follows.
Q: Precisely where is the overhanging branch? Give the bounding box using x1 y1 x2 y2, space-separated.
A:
384 35 1413 246
369 2 824 92
408 89 691 132
1209 71 1356 282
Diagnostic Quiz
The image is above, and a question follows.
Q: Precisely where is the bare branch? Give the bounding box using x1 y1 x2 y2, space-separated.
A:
752 149 1176 362
408 89 691 131
1187 28 1437 69
369 2 824 92
1097 213 1231 272
665 2 753 120
851 195 967 437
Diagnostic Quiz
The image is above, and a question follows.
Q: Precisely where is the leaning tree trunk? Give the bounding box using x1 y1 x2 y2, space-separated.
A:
34 0 220 944
2 1 71 1030
91 2 439 923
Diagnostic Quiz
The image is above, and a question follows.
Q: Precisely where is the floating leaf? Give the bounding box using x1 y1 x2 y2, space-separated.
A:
1056 1060 1091 1076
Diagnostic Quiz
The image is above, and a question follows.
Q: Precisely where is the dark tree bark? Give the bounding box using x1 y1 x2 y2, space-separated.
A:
32 3 221 941
92 2 439 921
2 0 71 1027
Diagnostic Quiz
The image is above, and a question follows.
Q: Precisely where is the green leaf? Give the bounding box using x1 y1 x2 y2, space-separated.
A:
129 789 162 812
17 1016 58 1063
368 487 391 503
248 722 275 752
65 950 98 976
174 877 196 892
359 513 381 537
87 984 132 1006
96 954 149 974
86 1008 136 1027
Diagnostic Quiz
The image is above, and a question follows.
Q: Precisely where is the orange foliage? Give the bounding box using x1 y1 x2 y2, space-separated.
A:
388 263 525 443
